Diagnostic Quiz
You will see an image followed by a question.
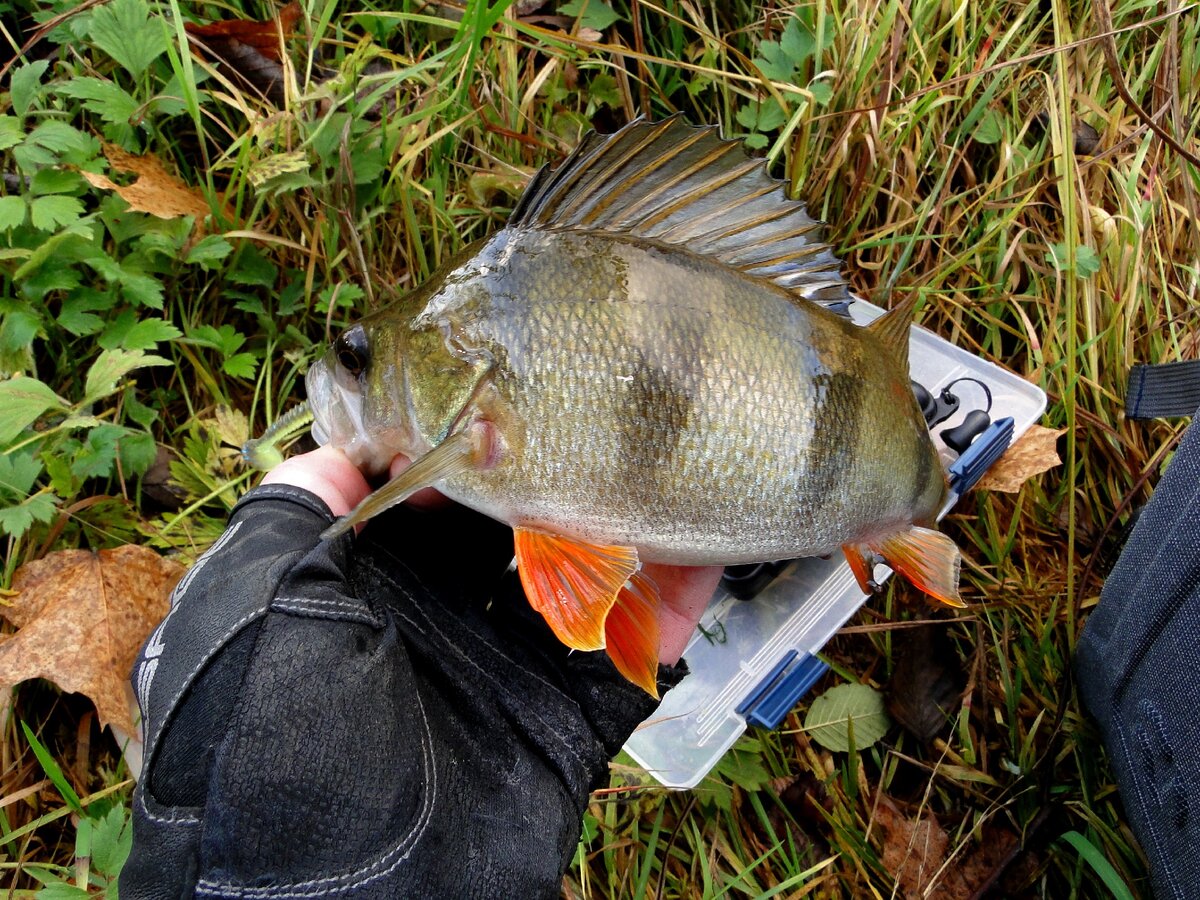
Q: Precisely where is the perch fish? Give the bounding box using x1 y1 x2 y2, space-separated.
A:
304 117 964 695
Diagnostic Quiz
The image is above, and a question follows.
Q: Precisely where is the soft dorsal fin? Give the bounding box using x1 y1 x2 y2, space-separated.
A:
509 116 851 311
866 292 919 377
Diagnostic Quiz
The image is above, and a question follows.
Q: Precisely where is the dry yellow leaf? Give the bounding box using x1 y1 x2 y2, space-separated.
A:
974 425 1065 493
80 144 212 220
0 545 183 733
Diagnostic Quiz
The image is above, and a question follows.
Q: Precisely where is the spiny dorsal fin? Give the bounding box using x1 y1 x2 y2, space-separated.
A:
509 116 851 311
866 292 920 377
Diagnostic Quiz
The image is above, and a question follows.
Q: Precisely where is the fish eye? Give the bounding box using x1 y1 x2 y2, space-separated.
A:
334 325 368 378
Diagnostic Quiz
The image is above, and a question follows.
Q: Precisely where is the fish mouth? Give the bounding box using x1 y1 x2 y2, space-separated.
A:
305 356 394 476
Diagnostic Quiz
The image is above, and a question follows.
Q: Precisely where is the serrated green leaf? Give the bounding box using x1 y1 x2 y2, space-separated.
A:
0 116 24 151
71 423 126 480
0 377 68 444
0 491 59 538
222 352 258 379
736 98 788 134
119 270 164 309
808 80 833 107
98 313 181 351
84 348 170 403
58 287 116 336
0 196 27 231
43 451 79 497
11 60 49 118
118 429 157 475
88 0 168 78
123 387 158 428
0 450 42 498
15 122 101 173
1046 242 1102 279
1075 245 1101 277
186 234 233 268
804 682 891 752
780 18 817 66
30 168 85 196
975 107 1004 145
90 804 132 877
30 195 85 232
559 0 622 31
58 76 140 126
753 40 795 82
229 246 278 287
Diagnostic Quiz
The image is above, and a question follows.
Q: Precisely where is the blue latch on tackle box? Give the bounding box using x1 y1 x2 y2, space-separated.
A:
623 299 1047 789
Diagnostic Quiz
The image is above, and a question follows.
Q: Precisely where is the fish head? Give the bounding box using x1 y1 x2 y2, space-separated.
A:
307 265 494 477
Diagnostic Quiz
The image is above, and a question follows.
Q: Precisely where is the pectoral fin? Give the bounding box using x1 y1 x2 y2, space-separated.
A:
513 527 639 652
842 543 880 596
321 422 495 540
604 570 662 697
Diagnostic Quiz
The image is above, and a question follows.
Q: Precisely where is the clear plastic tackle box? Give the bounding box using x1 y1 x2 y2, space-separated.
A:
623 299 1048 789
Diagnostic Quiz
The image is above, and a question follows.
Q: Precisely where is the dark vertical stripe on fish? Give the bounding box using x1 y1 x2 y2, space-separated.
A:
619 352 693 478
910 427 936 521
803 370 865 522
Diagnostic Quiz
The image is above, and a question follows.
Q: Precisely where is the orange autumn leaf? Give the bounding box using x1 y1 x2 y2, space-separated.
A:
81 144 212 220
185 1 301 61
0 545 183 733
975 425 1065 493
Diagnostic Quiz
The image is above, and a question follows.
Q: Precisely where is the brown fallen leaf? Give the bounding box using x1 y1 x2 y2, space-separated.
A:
876 796 1032 899
0 545 183 733
974 425 1065 493
886 624 966 743
185 2 302 105
876 797 955 899
81 144 212 220
186 1 300 60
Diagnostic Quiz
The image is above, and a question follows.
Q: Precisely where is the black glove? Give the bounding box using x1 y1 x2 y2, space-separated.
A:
121 484 686 898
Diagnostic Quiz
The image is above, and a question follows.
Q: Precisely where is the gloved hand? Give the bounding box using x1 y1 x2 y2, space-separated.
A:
121 447 721 899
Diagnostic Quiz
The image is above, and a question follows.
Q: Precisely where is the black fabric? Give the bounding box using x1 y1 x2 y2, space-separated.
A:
122 485 685 898
1126 360 1200 419
1077 406 1200 900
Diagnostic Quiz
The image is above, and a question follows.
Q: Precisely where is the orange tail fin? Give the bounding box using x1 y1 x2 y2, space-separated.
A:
513 526 639 652
604 570 662 698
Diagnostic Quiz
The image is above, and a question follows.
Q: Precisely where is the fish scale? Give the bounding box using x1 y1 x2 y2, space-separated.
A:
306 118 965 694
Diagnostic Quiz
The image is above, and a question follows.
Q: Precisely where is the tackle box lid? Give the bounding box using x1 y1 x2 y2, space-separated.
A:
623 299 1048 789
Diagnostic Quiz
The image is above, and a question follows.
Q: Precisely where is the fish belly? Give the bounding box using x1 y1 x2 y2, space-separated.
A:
434 230 935 565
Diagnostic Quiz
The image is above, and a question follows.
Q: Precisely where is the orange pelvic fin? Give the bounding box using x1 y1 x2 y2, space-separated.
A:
604 570 663 698
513 526 639 652
842 543 880 596
875 526 966 608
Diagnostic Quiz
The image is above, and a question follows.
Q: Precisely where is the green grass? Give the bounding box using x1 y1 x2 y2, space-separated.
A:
3 0 1198 894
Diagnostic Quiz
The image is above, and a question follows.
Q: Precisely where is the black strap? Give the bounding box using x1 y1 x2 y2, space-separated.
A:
1125 360 1200 419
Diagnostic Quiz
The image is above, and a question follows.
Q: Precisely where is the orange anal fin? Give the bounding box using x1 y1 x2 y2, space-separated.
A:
842 544 879 596
513 526 639 652
875 526 966 608
604 570 662 698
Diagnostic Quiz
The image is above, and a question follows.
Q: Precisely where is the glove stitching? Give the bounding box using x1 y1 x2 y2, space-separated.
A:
193 674 439 897
272 598 384 628
353 556 589 769
138 604 272 825
235 485 338 522
356 554 575 701
393 606 589 773
134 782 201 825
